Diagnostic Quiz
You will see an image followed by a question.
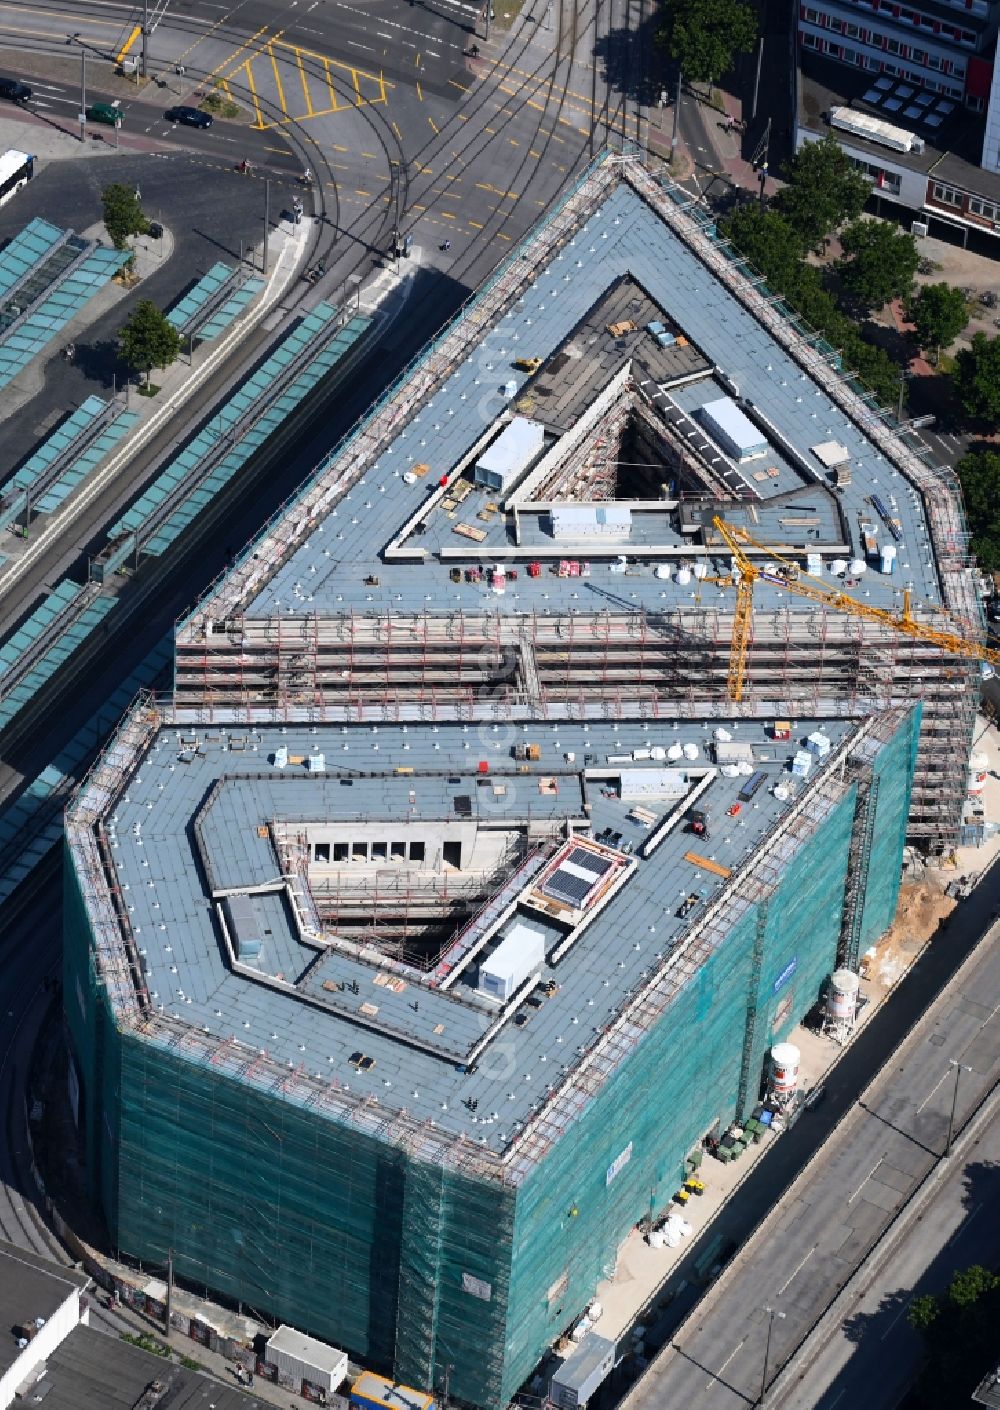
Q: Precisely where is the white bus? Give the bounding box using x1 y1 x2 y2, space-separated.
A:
0 149 34 207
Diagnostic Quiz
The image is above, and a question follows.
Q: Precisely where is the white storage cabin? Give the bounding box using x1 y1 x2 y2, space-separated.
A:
698 397 768 463
479 922 546 1000
265 1325 349 1393
550 1334 616 1410
550 504 633 540
474 417 545 493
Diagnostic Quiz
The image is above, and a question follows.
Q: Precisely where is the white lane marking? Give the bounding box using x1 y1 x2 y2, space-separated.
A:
704 1335 749 1391
777 1245 815 1296
848 1154 886 1203
916 1068 948 1113
880 1296 913 1341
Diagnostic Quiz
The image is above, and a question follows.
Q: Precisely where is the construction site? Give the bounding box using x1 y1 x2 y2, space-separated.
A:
63 154 986 1410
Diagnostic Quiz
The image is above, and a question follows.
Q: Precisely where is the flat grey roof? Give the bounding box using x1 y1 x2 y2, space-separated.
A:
37 1324 267 1410
0 1240 87 1380
799 54 1000 203
232 174 941 624
83 708 867 1160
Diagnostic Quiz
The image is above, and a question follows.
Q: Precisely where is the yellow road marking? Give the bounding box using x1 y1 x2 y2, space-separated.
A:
204 22 269 86
356 189 371 197
116 24 141 63
510 138 520 146
498 232 511 241
333 144 348 153
441 211 456 219
469 220 484 229
352 68 362 104
264 144 289 154
321 56 349 113
269 42 288 119
361 151 378 159
449 78 469 93
428 115 439 134
242 60 265 130
416 81 423 102
529 149 541 158
295 49 315 116
392 120 402 140
484 125 496 134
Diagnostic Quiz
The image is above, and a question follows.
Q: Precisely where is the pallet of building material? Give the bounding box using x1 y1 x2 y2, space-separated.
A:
412 462 431 477
453 522 488 542
683 849 732 878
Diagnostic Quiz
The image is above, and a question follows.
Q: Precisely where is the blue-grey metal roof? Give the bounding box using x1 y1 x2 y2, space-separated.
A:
98 712 860 1154
242 178 938 624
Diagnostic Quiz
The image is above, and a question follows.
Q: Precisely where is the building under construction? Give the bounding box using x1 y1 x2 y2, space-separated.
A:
64 155 979 1410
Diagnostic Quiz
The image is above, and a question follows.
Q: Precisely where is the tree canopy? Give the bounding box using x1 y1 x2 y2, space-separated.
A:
953 332 1000 423
720 202 902 407
957 452 1000 571
656 0 757 85
906 282 968 360
101 183 149 252
907 1263 1000 1408
118 299 181 386
837 217 919 310
774 134 870 248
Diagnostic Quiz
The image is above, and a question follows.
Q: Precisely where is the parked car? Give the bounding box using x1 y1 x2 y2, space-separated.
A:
87 101 122 126
0 77 31 104
165 106 212 129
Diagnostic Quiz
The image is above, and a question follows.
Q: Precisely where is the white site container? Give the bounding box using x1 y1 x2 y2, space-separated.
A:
479 922 546 1001
805 732 831 758
474 417 544 492
698 396 768 462
265 1325 349 1393
791 750 812 778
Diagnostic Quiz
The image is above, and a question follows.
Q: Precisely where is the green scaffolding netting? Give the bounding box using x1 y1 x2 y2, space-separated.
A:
65 709 919 1410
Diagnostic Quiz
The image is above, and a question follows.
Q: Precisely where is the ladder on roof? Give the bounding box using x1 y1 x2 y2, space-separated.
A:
840 771 879 972
736 902 769 1122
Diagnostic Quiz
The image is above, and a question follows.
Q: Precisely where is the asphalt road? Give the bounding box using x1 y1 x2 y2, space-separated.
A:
780 1098 1000 1410
617 900 1000 1410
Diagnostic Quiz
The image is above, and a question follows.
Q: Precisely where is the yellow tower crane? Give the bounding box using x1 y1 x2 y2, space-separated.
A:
710 515 1000 702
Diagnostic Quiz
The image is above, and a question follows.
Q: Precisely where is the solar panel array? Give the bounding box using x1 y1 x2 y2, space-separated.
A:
861 75 957 132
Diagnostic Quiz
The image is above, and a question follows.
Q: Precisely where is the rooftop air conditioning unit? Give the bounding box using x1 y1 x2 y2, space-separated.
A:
912 220 929 237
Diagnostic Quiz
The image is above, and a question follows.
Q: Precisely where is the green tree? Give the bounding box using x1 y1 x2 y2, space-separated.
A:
906 282 968 362
907 1294 939 1332
957 451 1000 570
954 331 1000 422
101 182 150 252
837 217 919 311
118 299 181 387
948 1265 1000 1308
907 1262 1000 1410
656 0 757 86
721 205 804 285
774 134 869 248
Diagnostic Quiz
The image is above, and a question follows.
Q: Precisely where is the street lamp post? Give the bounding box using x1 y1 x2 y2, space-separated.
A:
670 69 682 160
945 1059 971 1158
760 1306 785 1404
79 46 87 145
